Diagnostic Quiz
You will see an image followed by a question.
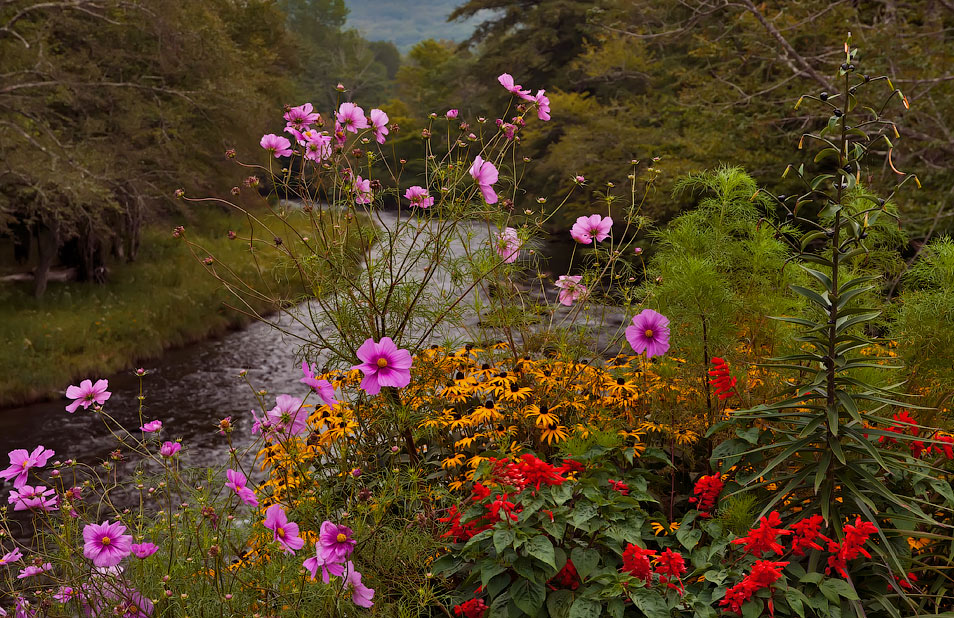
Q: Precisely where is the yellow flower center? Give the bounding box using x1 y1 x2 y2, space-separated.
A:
101 536 111 546
644 328 654 338
277 528 285 538
336 533 347 543
376 357 388 368
21 460 28 468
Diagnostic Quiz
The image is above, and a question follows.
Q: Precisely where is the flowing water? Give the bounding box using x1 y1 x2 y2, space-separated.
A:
0 211 622 471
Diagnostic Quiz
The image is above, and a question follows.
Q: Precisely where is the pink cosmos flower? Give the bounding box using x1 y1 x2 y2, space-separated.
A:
0 446 54 489
446 109 459 119
159 442 181 458
83 520 133 567
65 379 110 413
495 227 522 263
8 485 58 512
53 586 80 603
319 520 356 563
225 469 259 507
534 90 551 121
263 504 304 554
336 102 369 133
260 134 293 158
130 543 158 559
284 103 320 134
625 309 671 358
570 214 613 244
265 394 308 438
497 73 532 100
139 420 162 433
369 108 389 144
351 337 413 395
354 175 372 205
303 541 346 583
0 548 23 566
342 561 375 608
303 132 333 162
404 186 434 209
555 275 588 306
17 563 51 579
469 156 499 204
300 362 338 407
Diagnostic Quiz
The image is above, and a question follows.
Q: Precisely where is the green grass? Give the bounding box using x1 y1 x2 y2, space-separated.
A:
0 207 359 406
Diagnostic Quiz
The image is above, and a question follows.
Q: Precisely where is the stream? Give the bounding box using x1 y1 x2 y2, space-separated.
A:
0 210 617 471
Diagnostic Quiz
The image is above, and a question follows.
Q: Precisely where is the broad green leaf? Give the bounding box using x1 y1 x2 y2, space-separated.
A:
569 597 602 618
629 587 669 618
511 579 546 614
676 526 703 551
526 535 556 570
493 528 515 554
570 547 600 580
481 561 508 588
547 590 574 618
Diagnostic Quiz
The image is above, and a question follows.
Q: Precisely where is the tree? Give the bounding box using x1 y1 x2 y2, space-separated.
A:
0 0 296 296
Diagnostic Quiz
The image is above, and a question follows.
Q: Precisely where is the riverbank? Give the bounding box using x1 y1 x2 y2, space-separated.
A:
0 207 357 407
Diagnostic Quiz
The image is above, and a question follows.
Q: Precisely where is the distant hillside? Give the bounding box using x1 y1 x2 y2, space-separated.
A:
344 0 488 52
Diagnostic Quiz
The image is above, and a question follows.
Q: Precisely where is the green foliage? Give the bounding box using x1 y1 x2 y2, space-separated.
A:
894 237 954 407
0 0 298 256
717 41 951 609
641 167 804 417
0 208 355 405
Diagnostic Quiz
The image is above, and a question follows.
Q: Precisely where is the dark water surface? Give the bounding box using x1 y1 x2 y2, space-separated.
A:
0 217 615 473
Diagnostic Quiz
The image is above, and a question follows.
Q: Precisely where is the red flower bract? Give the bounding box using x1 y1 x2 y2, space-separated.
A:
731 511 791 556
719 560 789 615
708 357 738 401
790 514 830 556
688 473 724 516
608 479 630 496
826 516 878 578
548 559 580 590
621 543 655 583
454 598 488 618
487 454 568 492
655 548 687 594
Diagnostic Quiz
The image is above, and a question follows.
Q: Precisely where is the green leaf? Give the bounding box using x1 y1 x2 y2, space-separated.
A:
511 557 541 584
511 579 546 614
526 535 556 570
629 587 669 618
791 285 831 310
546 590 573 618
821 578 859 601
800 572 824 584
742 599 763 618
606 599 625 618
569 597 602 618
494 528 515 554
551 483 573 505
737 426 760 444
431 554 463 577
676 526 702 551
487 571 510 599
801 266 833 291
785 588 807 618
481 561 509 588
570 547 600 580
568 504 597 529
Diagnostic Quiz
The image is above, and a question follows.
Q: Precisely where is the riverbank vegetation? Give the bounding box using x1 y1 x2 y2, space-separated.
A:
0 207 361 406
4 36 954 616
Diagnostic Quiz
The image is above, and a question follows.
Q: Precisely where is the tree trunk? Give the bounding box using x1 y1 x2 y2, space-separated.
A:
33 223 58 299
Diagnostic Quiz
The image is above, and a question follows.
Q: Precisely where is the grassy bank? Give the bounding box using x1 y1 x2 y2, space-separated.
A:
0 206 357 407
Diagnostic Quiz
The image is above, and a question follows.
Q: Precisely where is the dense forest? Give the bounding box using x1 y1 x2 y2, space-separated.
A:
3 0 954 297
